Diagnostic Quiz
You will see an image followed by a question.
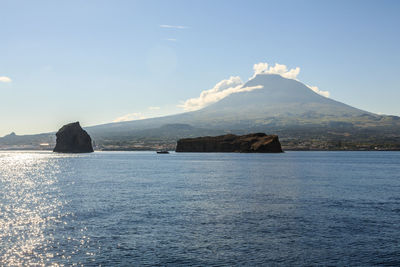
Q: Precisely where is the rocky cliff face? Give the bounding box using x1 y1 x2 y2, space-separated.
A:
176 133 283 153
53 122 94 153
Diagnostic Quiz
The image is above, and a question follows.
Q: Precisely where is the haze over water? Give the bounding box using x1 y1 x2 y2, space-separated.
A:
1 151 400 266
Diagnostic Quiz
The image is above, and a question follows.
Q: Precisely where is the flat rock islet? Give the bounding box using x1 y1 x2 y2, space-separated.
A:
53 122 94 153
176 133 283 153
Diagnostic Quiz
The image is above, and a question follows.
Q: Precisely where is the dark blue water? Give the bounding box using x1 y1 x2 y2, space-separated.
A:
1 151 400 266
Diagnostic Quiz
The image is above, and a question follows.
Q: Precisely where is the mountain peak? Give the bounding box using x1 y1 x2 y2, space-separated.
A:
192 71 369 125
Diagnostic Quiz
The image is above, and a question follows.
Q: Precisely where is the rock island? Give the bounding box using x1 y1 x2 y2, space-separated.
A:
176 133 283 153
53 122 94 153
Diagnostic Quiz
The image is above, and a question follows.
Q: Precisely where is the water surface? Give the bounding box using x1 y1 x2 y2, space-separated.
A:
0 151 399 266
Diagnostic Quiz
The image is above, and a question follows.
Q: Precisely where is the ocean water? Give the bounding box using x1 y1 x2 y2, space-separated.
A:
0 151 400 266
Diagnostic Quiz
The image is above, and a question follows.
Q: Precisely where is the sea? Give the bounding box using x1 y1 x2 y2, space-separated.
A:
0 151 399 266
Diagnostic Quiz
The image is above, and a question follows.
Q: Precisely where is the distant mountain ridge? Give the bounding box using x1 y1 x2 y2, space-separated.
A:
1 74 400 150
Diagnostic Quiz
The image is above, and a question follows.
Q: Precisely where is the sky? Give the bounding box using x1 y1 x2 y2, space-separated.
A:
0 0 399 136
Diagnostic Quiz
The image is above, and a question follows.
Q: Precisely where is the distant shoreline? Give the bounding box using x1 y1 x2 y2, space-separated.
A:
1 148 399 152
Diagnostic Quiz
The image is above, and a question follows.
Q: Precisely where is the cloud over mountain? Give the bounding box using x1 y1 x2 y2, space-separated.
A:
306 85 330 98
179 76 263 111
252 63 300 79
179 62 330 111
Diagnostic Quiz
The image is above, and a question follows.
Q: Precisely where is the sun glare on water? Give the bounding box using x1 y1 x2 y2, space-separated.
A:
0 152 89 266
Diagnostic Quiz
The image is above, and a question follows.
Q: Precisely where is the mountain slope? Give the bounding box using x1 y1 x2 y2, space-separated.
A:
202 74 367 117
184 74 371 127
86 74 383 136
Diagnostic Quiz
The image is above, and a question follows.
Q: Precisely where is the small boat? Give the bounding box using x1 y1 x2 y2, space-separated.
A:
156 151 169 154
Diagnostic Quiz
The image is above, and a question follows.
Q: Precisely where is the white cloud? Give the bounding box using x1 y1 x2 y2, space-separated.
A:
160 24 188 29
148 106 161 110
179 76 263 111
0 76 12 83
113 112 147 123
164 38 177 42
306 85 330 98
252 63 300 79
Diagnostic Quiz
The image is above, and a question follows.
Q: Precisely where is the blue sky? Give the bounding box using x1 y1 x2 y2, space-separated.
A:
0 0 399 136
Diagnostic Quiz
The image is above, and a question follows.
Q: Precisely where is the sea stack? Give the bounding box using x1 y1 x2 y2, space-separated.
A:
176 133 283 153
53 122 94 153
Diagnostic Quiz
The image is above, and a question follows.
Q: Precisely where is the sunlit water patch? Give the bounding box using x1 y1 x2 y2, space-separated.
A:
0 152 90 266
